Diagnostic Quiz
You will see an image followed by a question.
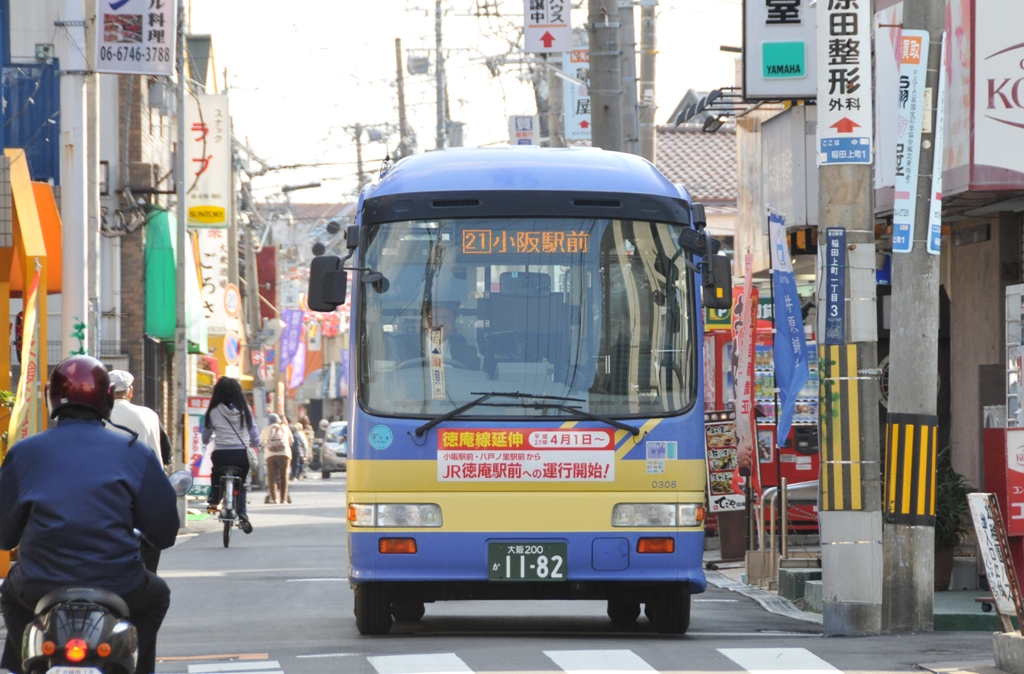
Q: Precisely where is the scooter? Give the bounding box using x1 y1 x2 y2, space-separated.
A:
19 470 193 674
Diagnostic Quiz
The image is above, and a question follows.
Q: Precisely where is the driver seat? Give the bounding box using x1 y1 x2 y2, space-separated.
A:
35 587 130 619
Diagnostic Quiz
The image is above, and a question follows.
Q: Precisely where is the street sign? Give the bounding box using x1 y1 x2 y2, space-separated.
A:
224 331 241 366
892 30 929 254
816 0 873 165
524 0 570 54
224 283 241 318
509 115 541 146
824 228 846 344
968 493 1024 632
742 0 817 100
562 50 591 140
250 348 264 368
95 0 176 76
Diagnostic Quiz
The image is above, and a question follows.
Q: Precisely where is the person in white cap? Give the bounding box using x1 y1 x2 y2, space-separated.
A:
108 370 162 463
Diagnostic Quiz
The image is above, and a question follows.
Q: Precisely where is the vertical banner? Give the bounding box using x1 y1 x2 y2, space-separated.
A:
197 229 231 333
927 34 947 256
733 254 758 486
892 30 930 253
184 94 231 228
288 341 307 390
816 0 873 165
705 411 744 512
563 49 591 140
768 211 810 448
6 267 41 453
279 309 303 364
95 0 176 76
824 228 847 345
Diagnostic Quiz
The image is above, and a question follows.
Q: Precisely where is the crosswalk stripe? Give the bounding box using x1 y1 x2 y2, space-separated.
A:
187 662 282 673
544 650 657 674
368 653 473 674
718 648 840 674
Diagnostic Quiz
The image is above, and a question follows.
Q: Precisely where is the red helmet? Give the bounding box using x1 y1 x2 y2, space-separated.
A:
46 355 113 419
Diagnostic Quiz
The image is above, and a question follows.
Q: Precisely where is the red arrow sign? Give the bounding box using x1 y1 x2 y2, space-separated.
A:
579 119 590 129
830 117 861 133
540 31 556 48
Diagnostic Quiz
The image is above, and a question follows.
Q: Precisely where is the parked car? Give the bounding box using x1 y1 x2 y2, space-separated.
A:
320 421 347 478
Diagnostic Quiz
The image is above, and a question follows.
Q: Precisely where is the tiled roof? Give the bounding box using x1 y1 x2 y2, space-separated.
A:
655 124 737 205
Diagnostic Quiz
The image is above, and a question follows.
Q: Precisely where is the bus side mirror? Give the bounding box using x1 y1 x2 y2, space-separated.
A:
703 254 732 310
308 255 348 312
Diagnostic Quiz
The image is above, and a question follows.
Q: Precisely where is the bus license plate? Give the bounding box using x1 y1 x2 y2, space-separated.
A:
488 542 567 581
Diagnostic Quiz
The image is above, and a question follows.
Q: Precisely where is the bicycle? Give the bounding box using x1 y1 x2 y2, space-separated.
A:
218 466 247 548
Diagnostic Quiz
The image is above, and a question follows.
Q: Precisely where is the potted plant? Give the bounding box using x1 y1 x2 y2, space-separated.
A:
934 446 973 591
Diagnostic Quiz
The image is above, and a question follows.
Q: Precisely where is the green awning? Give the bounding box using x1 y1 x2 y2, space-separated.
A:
144 210 208 353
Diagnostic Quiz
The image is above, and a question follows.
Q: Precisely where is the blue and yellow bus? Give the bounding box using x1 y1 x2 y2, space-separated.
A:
307 147 731 635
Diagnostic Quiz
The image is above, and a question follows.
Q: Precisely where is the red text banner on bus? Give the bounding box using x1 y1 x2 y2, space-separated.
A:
437 428 615 482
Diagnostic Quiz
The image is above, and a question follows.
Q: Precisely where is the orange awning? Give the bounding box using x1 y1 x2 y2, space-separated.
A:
9 182 62 295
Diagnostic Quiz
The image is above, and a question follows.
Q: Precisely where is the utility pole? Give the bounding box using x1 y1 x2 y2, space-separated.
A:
882 0 945 633
58 0 89 358
395 38 412 159
434 0 447 151
174 0 189 517
545 54 564 148
618 0 639 155
638 0 657 163
815 0 883 636
587 0 622 152
85 0 101 355
354 124 368 189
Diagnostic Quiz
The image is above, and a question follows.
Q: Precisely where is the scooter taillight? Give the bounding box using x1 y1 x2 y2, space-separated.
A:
65 638 88 662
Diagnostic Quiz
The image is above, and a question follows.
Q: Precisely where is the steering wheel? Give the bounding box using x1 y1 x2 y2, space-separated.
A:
395 357 469 371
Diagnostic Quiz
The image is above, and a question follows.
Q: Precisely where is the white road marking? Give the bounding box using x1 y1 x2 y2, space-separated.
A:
188 662 282 673
718 648 840 674
285 577 348 582
545 649 657 674
296 653 359 659
693 599 740 602
368 653 473 674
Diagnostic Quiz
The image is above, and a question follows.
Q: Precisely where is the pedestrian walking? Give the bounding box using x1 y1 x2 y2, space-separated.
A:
290 422 308 481
260 414 292 504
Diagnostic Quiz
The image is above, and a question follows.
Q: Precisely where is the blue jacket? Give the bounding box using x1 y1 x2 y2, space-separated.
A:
0 419 179 598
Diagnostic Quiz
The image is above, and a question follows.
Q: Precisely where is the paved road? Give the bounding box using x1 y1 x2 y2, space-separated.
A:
152 475 992 674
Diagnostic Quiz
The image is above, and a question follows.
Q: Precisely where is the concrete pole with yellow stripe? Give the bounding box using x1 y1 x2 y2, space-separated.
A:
882 0 946 633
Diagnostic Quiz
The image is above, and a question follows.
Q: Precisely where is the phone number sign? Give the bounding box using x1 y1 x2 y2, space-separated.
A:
96 0 176 76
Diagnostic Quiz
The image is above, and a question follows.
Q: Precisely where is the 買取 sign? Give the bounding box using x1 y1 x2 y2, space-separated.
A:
743 0 817 100
95 0 175 76
509 115 540 146
816 0 873 165
892 31 929 253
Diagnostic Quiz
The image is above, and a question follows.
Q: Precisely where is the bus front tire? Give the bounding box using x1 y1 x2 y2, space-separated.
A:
607 599 641 627
354 584 393 635
392 599 426 622
650 588 691 634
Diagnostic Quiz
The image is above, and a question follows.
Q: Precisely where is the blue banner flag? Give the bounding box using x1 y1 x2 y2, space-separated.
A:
768 211 809 448
280 309 303 365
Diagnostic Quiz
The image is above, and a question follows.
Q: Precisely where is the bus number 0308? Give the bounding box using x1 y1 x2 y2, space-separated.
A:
652 480 677 489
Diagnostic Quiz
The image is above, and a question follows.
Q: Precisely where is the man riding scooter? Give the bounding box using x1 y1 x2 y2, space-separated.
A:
0 355 180 674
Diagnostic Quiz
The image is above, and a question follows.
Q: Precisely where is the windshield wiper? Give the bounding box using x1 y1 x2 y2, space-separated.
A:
414 391 640 437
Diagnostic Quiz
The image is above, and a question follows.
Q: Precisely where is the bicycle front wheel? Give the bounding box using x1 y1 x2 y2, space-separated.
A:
223 520 231 548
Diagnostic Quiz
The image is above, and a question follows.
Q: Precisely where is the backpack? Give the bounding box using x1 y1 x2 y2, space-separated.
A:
266 424 287 454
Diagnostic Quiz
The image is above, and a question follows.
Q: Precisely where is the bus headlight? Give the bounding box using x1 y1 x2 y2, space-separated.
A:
347 503 443 527
611 503 706 527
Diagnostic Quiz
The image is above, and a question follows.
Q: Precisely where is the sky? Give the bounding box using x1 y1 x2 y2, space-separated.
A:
189 0 741 204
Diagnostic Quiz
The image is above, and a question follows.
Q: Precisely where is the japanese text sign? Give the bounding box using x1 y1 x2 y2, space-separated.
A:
509 115 540 146
743 0 817 100
1005 430 1024 537
462 228 589 255
438 428 615 482
769 211 809 447
197 229 231 333
816 0 873 165
185 94 231 228
824 228 846 344
563 50 591 140
968 493 1024 630
96 0 175 76
892 30 929 253
927 34 946 257
705 412 744 512
524 0 570 54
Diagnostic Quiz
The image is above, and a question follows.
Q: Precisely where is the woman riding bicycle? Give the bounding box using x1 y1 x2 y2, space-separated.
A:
202 377 257 533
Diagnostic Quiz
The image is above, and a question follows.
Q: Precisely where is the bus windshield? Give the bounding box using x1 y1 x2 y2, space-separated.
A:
358 217 696 419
